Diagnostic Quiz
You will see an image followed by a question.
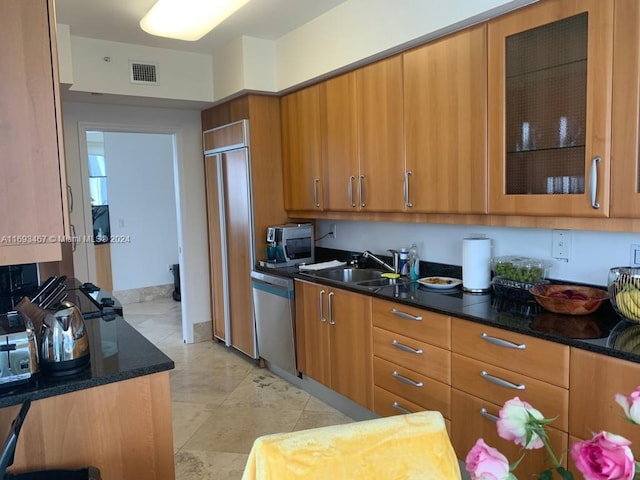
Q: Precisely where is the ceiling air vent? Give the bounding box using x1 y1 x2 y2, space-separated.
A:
129 61 159 85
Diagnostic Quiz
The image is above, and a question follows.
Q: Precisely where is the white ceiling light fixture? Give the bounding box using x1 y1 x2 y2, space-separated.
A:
140 0 251 41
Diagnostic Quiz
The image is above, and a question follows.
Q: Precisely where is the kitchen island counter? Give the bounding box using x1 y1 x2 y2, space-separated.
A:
0 314 175 480
0 313 174 408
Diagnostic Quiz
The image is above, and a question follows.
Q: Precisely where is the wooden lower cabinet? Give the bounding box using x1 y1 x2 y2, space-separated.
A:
452 318 570 388
452 353 569 431
569 348 640 446
373 356 450 417
295 280 373 408
371 298 451 419
3 373 174 480
451 389 568 477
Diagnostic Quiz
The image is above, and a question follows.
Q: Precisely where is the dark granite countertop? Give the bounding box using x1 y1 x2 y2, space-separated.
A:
0 314 174 408
255 256 640 365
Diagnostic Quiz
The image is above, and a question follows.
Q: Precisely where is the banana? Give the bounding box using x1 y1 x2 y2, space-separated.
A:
616 287 640 322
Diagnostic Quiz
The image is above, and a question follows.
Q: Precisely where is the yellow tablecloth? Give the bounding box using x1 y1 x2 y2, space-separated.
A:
241 411 461 480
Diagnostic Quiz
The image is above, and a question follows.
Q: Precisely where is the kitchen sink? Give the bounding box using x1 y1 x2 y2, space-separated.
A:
311 267 388 283
300 267 414 291
356 277 412 288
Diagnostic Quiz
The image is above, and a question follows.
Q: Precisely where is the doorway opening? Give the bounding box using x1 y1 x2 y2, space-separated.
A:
76 124 186 341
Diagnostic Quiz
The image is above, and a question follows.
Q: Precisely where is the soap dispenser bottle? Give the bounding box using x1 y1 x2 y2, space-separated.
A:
409 243 420 280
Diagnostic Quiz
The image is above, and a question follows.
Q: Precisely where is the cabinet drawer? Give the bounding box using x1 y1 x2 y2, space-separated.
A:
373 326 450 384
373 385 426 416
372 298 450 349
452 353 568 432
452 318 569 387
451 389 568 478
373 356 450 417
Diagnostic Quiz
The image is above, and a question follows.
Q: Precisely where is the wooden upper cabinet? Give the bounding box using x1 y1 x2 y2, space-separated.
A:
281 85 324 211
403 24 488 214
0 0 67 265
322 72 359 211
357 56 405 212
610 0 640 217
487 0 613 217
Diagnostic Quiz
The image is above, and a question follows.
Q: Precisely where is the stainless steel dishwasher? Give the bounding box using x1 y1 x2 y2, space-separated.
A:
250 270 297 376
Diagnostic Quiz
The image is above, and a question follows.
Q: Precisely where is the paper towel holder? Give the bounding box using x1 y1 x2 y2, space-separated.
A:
462 236 492 293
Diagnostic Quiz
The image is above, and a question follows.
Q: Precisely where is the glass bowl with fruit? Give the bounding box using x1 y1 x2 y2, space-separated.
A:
608 267 640 323
529 284 609 315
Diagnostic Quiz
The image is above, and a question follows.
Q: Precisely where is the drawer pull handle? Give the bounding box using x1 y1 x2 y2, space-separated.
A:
481 332 526 349
392 370 423 388
392 401 413 415
391 308 422 321
480 407 499 423
481 370 525 390
392 340 423 355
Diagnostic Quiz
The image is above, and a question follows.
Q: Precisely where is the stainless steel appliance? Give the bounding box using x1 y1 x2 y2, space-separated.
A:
0 311 38 386
264 223 314 268
250 271 297 376
39 301 91 375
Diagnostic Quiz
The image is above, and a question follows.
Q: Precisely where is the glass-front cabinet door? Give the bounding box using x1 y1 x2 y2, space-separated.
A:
488 0 613 217
611 0 640 218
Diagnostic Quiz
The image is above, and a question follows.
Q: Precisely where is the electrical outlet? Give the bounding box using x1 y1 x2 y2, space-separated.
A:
552 229 571 261
630 244 640 267
329 223 336 239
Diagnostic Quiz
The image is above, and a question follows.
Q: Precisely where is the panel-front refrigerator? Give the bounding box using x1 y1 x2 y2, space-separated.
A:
204 120 258 359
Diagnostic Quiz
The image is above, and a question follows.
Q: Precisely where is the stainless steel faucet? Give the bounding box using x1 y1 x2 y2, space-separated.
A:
362 250 398 273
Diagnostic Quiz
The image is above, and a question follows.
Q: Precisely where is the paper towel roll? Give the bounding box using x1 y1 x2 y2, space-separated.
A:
462 238 492 292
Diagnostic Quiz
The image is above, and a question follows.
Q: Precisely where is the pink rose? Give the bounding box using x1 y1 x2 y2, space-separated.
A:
465 438 512 480
615 387 640 424
497 397 545 449
571 431 635 480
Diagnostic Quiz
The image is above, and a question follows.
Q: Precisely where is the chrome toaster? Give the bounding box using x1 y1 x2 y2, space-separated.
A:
0 311 38 386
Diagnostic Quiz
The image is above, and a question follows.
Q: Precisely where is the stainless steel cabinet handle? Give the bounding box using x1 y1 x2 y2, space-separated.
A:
348 175 356 207
391 308 422 321
319 290 326 322
328 291 335 325
358 174 365 207
392 339 423 355
313 178 320 208
481 332 526 349
590 156 601 209
480 407 499 423
392 370 423 388
392 401 413 415
404 170 413 208
67 185 74 213
481 370 525 390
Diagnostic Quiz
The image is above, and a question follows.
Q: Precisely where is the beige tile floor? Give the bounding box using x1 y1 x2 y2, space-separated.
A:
123 298 354 480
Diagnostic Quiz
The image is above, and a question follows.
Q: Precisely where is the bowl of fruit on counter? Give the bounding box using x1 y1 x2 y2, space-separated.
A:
609 267 640 323
529 284 609 315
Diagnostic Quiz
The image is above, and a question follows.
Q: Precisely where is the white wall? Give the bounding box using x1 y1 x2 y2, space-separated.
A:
61 101 210 343
274 0 535 91
103 132 178 291
68 36 215 102
315 220 639 287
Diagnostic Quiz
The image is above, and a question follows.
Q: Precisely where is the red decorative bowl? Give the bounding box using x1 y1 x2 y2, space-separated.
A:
529 284 609 315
